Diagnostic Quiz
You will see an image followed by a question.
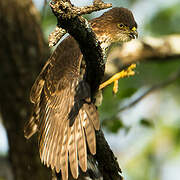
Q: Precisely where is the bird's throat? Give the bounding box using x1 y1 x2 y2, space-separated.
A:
96 34 112 63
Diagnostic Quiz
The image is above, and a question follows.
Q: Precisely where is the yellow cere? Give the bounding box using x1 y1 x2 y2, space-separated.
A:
132 27 136 31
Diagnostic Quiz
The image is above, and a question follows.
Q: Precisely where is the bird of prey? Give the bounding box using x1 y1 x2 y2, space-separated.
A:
24 7 138 180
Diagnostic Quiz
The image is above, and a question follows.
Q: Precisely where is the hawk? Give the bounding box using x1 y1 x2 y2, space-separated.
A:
24 7 138 180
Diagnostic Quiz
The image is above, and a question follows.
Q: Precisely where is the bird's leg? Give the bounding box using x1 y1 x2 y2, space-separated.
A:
99 64 136 94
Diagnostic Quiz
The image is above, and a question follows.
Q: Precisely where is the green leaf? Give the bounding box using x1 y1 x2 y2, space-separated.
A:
102 117 124 133
139 118 154 128
145 3 180 35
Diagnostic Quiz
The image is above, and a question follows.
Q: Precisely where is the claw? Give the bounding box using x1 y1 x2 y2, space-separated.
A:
99 64 136 94
113 80 118 94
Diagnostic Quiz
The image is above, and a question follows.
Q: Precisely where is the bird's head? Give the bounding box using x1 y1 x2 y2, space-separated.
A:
91 7 138 49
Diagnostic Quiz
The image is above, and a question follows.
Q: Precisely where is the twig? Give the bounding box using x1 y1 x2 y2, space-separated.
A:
119 69 180 112
48 26 66 47
50 0 112 18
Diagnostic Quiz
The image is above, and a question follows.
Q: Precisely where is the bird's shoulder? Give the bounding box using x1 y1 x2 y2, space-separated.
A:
30 36 83 104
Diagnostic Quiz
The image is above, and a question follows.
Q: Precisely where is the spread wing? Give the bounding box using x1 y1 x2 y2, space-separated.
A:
39 78 100 179
24 36 100 180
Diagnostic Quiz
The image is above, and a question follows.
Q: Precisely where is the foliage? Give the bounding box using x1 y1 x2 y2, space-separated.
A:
145 3 180 36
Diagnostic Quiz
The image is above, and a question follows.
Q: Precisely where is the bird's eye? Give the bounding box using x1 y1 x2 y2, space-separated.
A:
117 23 125 28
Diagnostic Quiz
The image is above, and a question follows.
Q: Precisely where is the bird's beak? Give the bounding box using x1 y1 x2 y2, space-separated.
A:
130 27 138 39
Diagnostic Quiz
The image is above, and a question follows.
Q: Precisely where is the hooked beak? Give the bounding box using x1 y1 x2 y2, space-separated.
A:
129 27 138 39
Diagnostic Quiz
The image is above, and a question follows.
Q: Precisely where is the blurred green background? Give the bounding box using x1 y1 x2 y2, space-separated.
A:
1 0 180 180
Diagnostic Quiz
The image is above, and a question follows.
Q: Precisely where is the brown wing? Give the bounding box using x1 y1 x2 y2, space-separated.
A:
24 61 49 139
38 78 100 180
24 36 100 180
24 35 81 139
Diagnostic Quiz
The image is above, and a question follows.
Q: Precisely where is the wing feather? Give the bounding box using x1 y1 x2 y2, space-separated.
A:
60 121 69 180
69 122 78 178
50 121 59 169
24 36 101 180
29 78 99 180
37 82 100 179
83 109 96 155
77 110 87 172
84 103 100 130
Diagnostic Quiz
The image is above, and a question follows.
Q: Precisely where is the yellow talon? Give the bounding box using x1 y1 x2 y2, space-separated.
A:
113 80 118 94
99 63 136 94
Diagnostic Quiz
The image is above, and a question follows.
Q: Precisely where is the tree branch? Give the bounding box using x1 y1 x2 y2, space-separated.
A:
48 26 66 47
50 0 112 18
49 0 112 94
119 68 180 112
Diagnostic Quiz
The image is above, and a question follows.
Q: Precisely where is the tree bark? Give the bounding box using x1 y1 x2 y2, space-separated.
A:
0 0 51 179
